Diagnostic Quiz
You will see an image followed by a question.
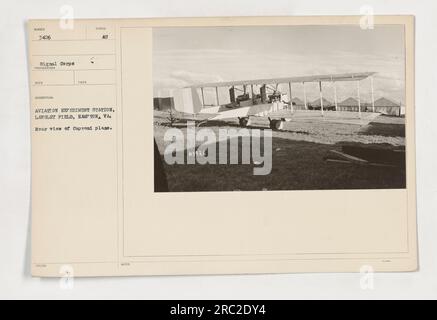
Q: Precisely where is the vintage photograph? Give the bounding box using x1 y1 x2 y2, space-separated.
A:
153 25 406 192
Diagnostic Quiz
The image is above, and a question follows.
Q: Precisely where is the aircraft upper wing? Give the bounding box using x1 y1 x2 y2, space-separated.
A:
187 72 377 88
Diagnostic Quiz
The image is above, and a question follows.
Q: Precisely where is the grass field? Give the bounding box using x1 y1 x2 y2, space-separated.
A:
154 111 406 192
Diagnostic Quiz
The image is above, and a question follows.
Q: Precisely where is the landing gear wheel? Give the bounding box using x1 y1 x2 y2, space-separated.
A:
239 117 249 127
269 119 283 130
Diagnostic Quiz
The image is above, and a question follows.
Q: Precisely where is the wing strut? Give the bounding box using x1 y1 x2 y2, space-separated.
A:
370 76 375 112
251 84 254 103
333 81 338 111
215 87 219 106
201 87 205 106
319 81 324 116
288 82 293 109
357 81 361 118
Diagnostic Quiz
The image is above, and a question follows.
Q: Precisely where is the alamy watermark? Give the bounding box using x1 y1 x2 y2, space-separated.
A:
59 265 74 290
59 5 74 30
359 265 375 290
360 5 375 30
163 122 272 175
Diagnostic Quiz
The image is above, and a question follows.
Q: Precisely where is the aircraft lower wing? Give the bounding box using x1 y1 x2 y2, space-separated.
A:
208 106 252 121
199 106 221 114
208 103 286 121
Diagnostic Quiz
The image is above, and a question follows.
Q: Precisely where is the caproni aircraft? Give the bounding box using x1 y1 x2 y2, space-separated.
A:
171 72 377 130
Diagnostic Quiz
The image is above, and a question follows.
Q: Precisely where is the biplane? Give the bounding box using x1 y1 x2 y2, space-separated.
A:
171 72 377 130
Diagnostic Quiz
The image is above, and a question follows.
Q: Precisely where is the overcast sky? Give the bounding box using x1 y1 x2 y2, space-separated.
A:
153 25 405 104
